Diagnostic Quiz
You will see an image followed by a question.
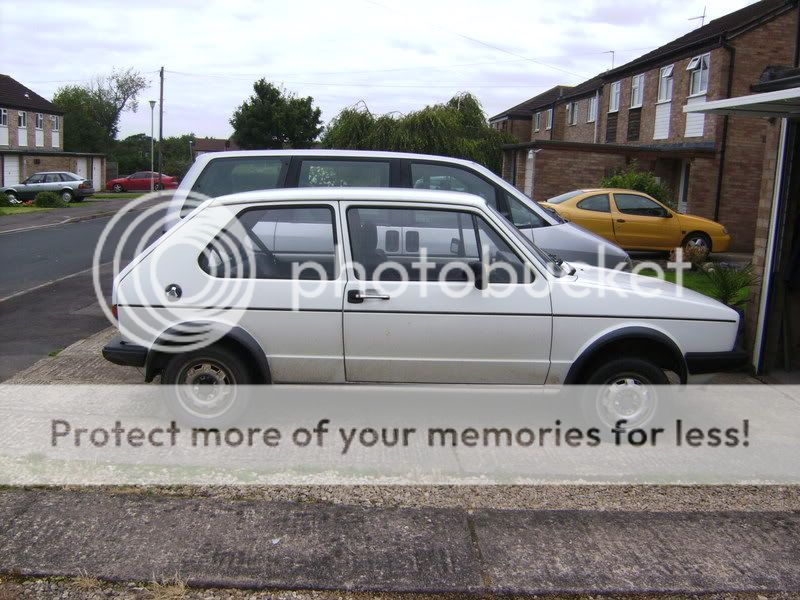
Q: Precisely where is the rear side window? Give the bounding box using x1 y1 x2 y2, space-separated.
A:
546 190 583 204
576 194 610 213
191 157 289 198
410 163 496 208
200 205 336 280
298 160 390 187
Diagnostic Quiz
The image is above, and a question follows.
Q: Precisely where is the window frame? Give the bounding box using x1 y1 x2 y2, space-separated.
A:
0 108 7 126
612 192 671 218
545 108 553 130
17 111 27 128
608 81 621 113
35 113 43 130
51 115 59 131
576 193 611 213
534 112 541 132
587 96 597 123
687 52 710 97
657 65 674 103
567 102 578 126
630 74 644 109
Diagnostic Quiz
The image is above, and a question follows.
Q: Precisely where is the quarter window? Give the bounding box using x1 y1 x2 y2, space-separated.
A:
577 194 610 213
688 53 710 96
658 65 674 102
505 192 547 228
410 163 496 208
200 205 337 280
298 160 390 187
609 81 621 112
630 74 644 108
614 194 669 217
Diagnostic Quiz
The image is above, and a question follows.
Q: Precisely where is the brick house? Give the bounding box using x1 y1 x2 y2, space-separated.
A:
191 137 240 161
493 0 799 251
0 74 106 188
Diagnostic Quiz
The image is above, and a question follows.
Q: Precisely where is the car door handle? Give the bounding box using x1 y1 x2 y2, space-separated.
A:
616 219 626 223
348 290 390 303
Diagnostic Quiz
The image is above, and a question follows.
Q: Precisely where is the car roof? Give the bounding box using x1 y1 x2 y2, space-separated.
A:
193 148 483 169
32 171 74 175
210 187 489 209
575 188 648 194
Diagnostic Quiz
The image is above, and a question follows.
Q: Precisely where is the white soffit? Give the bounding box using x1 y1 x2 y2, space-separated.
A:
683 87 800 118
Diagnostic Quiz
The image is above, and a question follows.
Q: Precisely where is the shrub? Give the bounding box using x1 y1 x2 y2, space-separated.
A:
34 191 67 208
700 262 758 308
670 245 708 269
601 161 675 209
0 193 13 207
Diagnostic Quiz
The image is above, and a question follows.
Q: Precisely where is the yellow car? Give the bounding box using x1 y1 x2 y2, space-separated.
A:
542 189 731 253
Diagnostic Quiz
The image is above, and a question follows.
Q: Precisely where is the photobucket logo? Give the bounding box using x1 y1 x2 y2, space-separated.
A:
92 190 258 353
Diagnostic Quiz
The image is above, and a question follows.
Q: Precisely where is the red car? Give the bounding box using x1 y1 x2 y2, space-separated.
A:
106 171 179 192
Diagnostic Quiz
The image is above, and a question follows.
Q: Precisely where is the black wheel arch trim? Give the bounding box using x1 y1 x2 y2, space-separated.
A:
144 323 271 383
563 326 688 384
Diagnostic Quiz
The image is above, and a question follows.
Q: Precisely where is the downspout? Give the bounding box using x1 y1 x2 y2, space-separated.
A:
713 38 735 222
593 89 600 143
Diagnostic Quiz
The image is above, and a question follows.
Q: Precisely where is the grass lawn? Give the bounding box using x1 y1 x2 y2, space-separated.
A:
0 206 53 216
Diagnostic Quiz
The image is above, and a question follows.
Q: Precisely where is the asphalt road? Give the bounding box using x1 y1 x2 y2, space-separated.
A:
0 212 162 381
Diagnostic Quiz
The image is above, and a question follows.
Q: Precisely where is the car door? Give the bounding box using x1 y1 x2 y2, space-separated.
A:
564 193 615 242
19 174 45 199
341 202 552 384
43 173 62 192
129 172 148 191
611 192 681 249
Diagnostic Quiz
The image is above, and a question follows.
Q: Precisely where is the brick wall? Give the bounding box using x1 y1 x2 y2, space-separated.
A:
529 147 627 202
561 95 598 143
531 107 557 141
1 108 61 150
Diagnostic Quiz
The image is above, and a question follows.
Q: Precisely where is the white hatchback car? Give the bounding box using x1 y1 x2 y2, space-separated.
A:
104 188 745 421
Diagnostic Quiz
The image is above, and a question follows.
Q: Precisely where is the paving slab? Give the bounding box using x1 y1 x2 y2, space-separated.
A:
0 490 482 593
472 508 800 594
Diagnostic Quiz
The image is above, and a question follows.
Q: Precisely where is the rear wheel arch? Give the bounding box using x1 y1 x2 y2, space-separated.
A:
564 326 687 384
145 324 271 384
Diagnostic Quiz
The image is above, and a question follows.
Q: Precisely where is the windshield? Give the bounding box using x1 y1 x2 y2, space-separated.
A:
546 190 583 204
487 205 566 277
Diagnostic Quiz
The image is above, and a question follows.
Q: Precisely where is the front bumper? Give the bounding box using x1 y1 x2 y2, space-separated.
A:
102 335 147 368
685 348 748 374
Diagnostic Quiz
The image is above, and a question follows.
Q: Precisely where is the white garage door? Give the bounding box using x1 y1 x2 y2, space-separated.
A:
3 155 19 186
75 157 88 178
92 158 102 188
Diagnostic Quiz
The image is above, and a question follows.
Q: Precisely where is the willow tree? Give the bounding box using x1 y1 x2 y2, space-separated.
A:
321 93 513 174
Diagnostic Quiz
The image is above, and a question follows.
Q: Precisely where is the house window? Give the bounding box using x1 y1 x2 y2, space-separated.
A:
35 113 43 130
658 65 674 102
609 81 621 112
534 112 541 132
630 74 644 108
18 111 27 127
587 96 597 123
51 115 60 131
567 102 578 126
545 108 552 130
0 108 6 126
687 53 710 96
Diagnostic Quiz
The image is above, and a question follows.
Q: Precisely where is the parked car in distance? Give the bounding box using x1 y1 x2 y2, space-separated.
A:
542 189 731 254
163 150 632 269
2 171 94 204
104 187 746 425
107 171 179 192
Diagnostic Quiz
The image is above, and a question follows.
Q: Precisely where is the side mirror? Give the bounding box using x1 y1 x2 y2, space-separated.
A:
468 261 487 290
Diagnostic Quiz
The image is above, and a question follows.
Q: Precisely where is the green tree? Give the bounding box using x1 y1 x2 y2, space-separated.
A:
52 68 148 152
601 161 676 209
230 80 322 149
111 133 196 178
321 93 514 174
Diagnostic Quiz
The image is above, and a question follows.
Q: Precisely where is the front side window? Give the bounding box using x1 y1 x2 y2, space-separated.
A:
587 96 597 123
411 163 496 208
534 112 541 131
0 108 7 126
614 193 669 217
688 53 710 96
577 194 610 213
298 160 389 188
609 81 621 112
630 74 644 108
191 156 289 198
347 206 528 283
17 111 26 127
200 205 336 280
658 65 674 102
25 174 44 184
545 108 553 130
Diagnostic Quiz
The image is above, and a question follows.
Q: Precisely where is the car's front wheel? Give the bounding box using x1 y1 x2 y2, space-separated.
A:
5 192 19 204
583 357 668 433
154 182 163 191
682 232 712 258
161 346 254 427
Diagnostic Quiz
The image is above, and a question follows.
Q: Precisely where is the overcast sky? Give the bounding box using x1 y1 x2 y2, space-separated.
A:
1 0 754 140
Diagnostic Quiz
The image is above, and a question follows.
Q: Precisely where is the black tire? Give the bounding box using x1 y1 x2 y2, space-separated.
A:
682 232 712 256
161 345 254 427
154 182 163 191
112 183 124 193
5 192 18 204
582 357 669 436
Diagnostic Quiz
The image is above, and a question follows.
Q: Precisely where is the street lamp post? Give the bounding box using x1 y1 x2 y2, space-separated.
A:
149 100 156 192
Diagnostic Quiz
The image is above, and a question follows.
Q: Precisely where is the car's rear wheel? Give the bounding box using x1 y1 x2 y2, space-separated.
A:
60 190 74 203
112 183 124 193
154 183 163 191
682 232 711 257
583 357 668 433
161 345 253 427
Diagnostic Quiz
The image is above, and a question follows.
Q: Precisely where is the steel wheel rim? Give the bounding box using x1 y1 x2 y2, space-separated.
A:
61 191 72 203
176 359 237 419
595 374 656 429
